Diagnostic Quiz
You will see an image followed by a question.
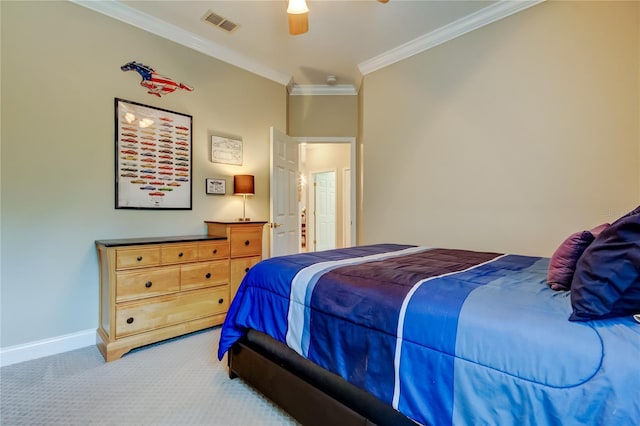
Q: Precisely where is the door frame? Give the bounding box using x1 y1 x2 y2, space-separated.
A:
342 167 351 247
294 136 356 248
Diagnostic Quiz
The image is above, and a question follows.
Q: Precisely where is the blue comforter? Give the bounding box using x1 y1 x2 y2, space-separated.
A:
218 244 640 425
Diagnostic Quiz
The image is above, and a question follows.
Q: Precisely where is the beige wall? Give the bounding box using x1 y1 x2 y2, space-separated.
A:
357 85 366 245
288 95 358 137
361 1 639 256
0 1 286 347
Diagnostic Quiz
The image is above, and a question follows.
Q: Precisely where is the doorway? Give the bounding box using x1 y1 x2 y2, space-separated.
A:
297 139 354 253
270 130 355 257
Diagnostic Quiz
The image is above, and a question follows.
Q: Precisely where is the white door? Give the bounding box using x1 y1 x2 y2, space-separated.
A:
313 171 336 252
270 127 299 258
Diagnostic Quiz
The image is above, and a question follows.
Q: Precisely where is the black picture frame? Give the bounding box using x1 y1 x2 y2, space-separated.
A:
115 98 192 209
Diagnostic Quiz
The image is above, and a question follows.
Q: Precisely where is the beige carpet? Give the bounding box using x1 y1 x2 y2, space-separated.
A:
0 327 299 425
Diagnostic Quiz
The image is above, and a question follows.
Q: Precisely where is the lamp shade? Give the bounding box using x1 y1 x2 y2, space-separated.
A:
233 175 255 195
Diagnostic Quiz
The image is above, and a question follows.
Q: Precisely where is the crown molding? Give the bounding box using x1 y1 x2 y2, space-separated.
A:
289 85 358 96
70 0 543 91
358 0 545 76
70 0 292 86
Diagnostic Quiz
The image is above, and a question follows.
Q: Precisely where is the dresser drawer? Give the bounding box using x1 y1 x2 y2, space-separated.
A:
181 260 229 291
230 256 261 300
115 286 229 338
116 247 161 269
116 266 180 303
161 244 199 264
198 241 229 261
230 227 262 257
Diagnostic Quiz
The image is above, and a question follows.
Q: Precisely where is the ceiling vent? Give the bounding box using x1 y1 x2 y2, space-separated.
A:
202 10 239 33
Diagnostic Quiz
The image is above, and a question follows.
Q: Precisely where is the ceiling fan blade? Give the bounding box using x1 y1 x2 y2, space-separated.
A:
288 12 309 35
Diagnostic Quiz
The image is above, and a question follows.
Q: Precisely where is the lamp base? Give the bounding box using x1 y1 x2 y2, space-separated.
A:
238 217 251 222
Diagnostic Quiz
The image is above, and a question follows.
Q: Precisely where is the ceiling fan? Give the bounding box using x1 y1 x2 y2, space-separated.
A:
287 0 389 35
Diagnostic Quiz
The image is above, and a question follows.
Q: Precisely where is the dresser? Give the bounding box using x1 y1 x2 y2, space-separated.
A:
95 235 229 362
204 221 267 300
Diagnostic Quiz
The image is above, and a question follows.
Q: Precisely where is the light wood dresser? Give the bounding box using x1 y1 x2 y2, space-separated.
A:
95 235 229 362
204 221 267 300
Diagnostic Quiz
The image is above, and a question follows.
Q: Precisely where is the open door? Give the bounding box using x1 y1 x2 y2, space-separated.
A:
269 127 300 258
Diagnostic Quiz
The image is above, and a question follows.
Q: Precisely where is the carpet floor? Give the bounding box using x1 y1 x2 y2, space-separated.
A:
0 327 299 425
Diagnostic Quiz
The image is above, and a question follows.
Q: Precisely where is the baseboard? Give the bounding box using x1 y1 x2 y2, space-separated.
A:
0 329 95 367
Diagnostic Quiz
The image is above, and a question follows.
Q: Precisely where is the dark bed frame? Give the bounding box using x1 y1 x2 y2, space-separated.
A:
228 330 417 426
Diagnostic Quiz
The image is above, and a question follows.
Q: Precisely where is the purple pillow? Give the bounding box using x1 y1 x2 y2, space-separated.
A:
570 206 640 321
547 231 595 291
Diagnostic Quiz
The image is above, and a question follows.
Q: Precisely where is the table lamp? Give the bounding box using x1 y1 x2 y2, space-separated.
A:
233 175 254 221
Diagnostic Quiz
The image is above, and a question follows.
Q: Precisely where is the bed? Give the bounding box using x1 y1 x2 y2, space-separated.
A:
218 210 640 426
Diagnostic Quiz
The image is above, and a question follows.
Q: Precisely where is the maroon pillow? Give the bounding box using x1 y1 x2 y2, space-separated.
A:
589 223 609 237
547 231 596 291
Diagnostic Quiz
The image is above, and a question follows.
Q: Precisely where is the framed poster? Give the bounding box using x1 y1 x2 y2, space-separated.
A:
115 98 192 209
205 178 226 195
211 135 242 166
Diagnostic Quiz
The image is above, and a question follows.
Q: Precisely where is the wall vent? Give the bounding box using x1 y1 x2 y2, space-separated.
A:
202 10 239 33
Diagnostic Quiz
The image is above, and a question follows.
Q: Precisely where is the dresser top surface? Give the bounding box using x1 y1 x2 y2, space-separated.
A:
96 234 227 247
204 220 268 225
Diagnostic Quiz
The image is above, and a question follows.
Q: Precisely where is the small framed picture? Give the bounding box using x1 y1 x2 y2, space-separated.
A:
206 178 226 195
211 135 242 166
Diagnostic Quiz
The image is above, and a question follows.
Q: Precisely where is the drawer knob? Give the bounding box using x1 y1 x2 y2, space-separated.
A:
205 273 211 279
145 281 152 288
213 249 217 254
137 256 143 262
178 252 184 257
126 317 134 324
218 298 224 304
244 267 250 273
244 240 250 246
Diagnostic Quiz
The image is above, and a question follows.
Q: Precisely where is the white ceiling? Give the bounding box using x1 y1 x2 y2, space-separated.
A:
73 0 543 94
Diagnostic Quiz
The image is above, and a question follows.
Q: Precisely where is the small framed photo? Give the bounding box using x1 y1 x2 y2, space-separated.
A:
206 178 226 195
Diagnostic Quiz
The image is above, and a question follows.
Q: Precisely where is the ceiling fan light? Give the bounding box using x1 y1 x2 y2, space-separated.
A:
287 0 309 14
288 11 308 35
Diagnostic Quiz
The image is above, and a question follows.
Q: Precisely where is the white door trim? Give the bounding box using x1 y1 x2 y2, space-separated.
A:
294 136 356 247
342 167 351 247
